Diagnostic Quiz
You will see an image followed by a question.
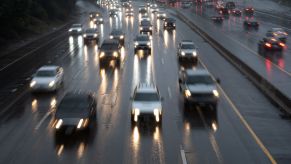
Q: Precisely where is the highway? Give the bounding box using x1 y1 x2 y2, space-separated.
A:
0 1 291 164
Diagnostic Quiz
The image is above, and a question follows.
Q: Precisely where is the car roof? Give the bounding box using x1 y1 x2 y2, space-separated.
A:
136 83 158 93
38 65 58 71
185 69 211 76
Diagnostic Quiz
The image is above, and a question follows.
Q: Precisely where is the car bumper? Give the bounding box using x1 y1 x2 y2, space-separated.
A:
30 84 57 92
185 96 218 105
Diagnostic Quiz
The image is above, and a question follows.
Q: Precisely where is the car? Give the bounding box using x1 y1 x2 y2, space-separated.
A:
211 15 224 23
134 34 151 54
139 20 153 35
83 28 99 44
68 24 83 35
177 40 198 64
225 1 235 10
122 2 130 7
54 92 97 135
179 69 219 110
244 7 254 16
130 83 163 125
125 10 134 17
258 37 285 53
163 18 176 30
218 8 230 17
231 8 242 16
266 28 288 43
146 2 151 8
139 7 148 15
109 29 125 46
109 9 119 17
30 66 64 92
150 3 158 8
93 15 104 24
157 11 167 20
99 39 122 67
125 7 134 12
181 1 192 8
89 12 102 21
243 18 259 30
141 15 150 21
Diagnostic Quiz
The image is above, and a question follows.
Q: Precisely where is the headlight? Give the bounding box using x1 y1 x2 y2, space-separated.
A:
100 18 103 21
181 51 185 56
120 35 124 39
163 14 166 16
140 27 143 30
147 42 151 46
94 34 98 37
153 109 159 116
165 22 167 26
49 81 55 87
213 90 219 97
68 29 72 32
192 51 197 56
55 119 63 129
83 34 87 37
30 81 36 88
113 51 118 57
135 42 138 46
77 29 82 32
100 51 105 58
149 27 152 30
134 108 140 115
77 119 84 129
110 35 114 39
185 89 191 97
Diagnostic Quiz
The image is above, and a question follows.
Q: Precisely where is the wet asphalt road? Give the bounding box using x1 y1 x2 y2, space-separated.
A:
0 1 291 164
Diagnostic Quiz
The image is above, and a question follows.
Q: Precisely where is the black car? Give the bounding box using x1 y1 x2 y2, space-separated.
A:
258 37 285 53
231 8 242 16
134 34 151 54
109 9 119 17
139 20 153 35
89 12 102 21
164 18 176 30
110 29 125 46
83 28 99 44
244 7 254 16
99 39 122 67
54 92 97 135
211 15 224 23
243 19 259 30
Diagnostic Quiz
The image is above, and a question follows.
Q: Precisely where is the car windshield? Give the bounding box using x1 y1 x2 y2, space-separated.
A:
141 21 151 26
181 44 195 49
56 97 89 117
137 36 149 41
72 24 81 28
111 30 122 35
36 70 56 77
186 75 213 85
134 92 159 101
101 43 118 50
86 29 97 33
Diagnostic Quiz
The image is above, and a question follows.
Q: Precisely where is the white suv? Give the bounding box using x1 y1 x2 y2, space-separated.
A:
130 83 163 125
177 40 198 64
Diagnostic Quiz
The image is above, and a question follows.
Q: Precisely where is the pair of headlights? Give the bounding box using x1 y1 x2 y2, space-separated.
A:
185 89 219 97
30 80 55 88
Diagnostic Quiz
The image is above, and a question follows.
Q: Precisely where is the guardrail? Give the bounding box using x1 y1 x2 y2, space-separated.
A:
175 10 291 116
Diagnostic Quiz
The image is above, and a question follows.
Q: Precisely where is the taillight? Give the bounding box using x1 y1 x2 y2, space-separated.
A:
265 43 272 48
279 42 285 47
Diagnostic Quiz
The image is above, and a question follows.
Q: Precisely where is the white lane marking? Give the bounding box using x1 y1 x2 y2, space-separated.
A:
35 111 53 130
180 145 188 164
11 89 17 93
167 87 172 99
161 58 165 64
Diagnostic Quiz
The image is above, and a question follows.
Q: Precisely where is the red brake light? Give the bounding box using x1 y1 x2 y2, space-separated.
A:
265 43 272 48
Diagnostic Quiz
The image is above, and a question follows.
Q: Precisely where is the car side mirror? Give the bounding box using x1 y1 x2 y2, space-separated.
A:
216 78 221 84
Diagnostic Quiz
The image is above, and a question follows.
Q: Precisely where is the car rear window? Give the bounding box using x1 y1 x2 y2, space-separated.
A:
134 92 159 101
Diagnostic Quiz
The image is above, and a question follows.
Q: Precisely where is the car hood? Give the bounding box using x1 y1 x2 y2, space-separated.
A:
132 101 162 113
136 40 149 44
181 49 197 53
32 77 56 84
187 84 216 93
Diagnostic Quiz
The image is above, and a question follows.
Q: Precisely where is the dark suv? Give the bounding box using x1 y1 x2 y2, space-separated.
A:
110 29 125 46
54 92 97 135
99 39 122 67
139 20 153 35
164 18 176 30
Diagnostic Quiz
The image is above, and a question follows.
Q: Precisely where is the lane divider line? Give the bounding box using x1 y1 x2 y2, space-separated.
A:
180 145 188 164
35 110 53 130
